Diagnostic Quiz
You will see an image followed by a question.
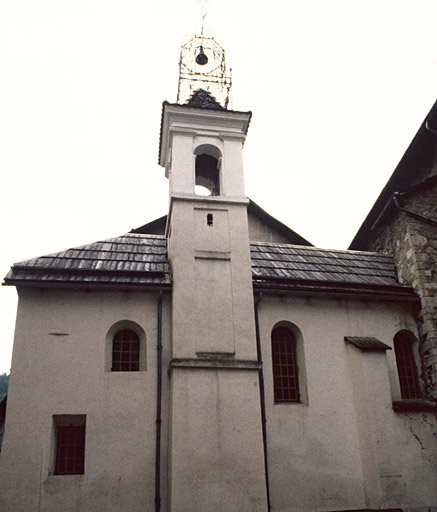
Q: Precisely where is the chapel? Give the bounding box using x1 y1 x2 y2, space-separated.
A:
0 34 436 512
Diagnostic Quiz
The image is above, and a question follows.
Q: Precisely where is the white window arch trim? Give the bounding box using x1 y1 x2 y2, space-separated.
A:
105 320 147 372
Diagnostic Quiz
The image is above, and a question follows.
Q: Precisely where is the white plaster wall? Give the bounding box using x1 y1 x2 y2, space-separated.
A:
221 138 246 197
166 196 269 510
164 108 249 202
0 288 171 512
168 133 194 197
258 294 437 512
168 368 268 512
2 286 436 512
168 199 256 360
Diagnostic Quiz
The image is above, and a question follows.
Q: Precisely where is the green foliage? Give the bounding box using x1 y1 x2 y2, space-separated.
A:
0 373 9 401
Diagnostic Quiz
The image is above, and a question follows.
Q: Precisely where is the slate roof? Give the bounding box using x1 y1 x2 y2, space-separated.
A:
3 234 171 289
3 235 416 300
250 241 416 299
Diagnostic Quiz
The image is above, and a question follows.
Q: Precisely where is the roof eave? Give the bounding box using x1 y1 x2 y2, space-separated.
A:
252 279 418 302
349 99 437 250
3 279 172 292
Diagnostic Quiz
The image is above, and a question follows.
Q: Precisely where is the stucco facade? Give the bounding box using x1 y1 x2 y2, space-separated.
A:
1 90 437 512
257 294 436 511
0 288 171 511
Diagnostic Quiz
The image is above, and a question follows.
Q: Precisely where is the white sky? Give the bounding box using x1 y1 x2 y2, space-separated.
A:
1 0 437 373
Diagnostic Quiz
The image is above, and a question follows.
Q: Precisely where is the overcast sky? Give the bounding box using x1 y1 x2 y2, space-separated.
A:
1 0 436 373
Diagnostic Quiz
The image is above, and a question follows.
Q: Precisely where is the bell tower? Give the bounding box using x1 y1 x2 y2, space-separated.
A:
159 36 268 511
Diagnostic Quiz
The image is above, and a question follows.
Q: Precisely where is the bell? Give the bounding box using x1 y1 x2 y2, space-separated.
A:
195 46 208 65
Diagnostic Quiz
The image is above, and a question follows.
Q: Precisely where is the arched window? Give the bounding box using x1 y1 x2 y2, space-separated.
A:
394 331 421 399
272 326 300 402
112 329 140 372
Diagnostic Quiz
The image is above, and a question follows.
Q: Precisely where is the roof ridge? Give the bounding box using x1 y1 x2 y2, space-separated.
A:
20 253 166 261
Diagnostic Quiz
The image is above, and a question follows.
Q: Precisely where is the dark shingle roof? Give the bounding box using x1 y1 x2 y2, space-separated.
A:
392 399 437 412
344 337 392 351
184 89 225 110
251 242 417 299
3 235 416 300
3 234 171 289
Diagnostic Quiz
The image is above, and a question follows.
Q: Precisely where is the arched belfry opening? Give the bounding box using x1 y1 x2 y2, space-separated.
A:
195 154 220 196
194 144 221 196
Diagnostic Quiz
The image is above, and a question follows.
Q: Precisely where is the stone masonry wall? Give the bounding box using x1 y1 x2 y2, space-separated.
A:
367 179 437 399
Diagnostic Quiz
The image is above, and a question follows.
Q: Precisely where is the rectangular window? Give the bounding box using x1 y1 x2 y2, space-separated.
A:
394 332 421 399
53 415 86 475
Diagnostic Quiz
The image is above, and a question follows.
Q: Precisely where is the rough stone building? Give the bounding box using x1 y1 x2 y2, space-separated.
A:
350 105 437 401
0 42 436 512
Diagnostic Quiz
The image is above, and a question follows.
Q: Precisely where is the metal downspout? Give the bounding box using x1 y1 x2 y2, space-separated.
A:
371 189 437 231
254 292 271 512
155 290 163 512
392 192 437 225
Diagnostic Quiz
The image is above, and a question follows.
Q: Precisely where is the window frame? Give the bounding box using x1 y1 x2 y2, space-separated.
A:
52 415 86 476
271 325 301 403
105 321 146 372
111 328 140 372
393 330 421 399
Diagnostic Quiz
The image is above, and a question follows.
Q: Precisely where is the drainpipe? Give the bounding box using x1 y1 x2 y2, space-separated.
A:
155 290 163 512
392 192 437 225
254 291 271 512
371 190 437 231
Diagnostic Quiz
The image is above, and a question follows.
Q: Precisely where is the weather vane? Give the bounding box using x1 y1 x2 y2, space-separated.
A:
176 6 232 108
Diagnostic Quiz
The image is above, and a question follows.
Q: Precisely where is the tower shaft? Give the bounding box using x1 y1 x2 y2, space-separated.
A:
160 101 268 511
